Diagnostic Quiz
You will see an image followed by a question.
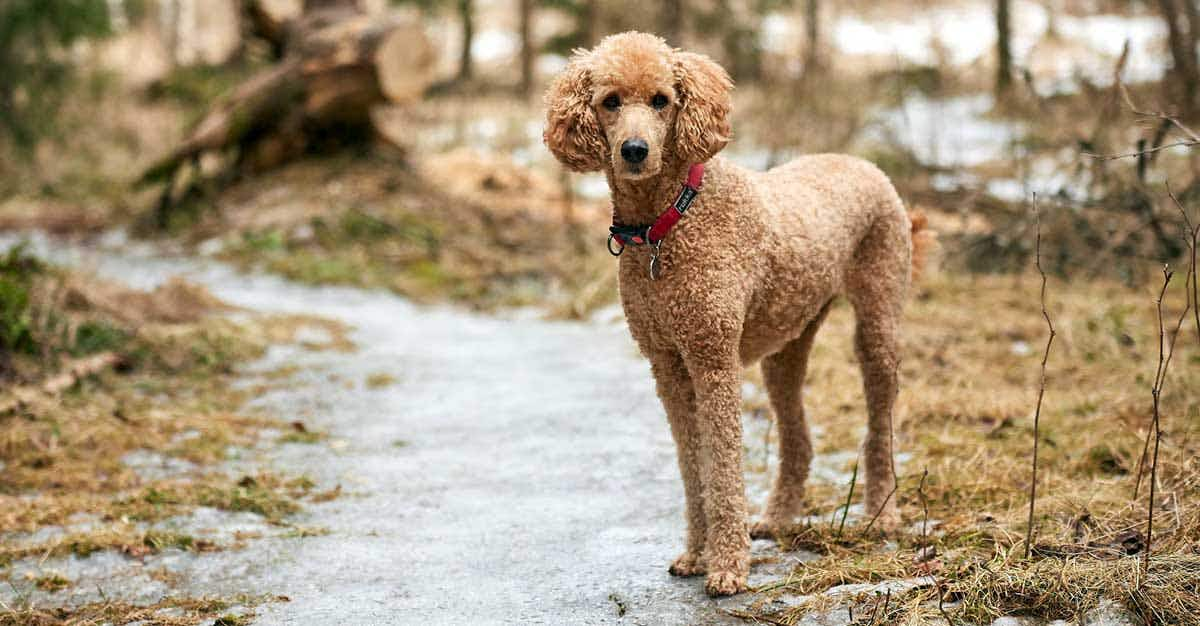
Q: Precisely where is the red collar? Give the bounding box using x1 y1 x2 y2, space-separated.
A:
607 163 705 255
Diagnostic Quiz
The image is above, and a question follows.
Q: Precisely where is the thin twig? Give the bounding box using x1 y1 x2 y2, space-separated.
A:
919 468 930 546
1144 243 1195 568
1168 185 1200 345
859 482 898 537
936 576 954 626
1086 140 1200 161
1135 188 1197 500
1145 266 1172 570
1025 194 1056 560
1086 79 1200 161
836 462 859 537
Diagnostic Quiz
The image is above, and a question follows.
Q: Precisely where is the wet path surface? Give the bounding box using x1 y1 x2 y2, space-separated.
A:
1 237 1142 626
7 237 784 625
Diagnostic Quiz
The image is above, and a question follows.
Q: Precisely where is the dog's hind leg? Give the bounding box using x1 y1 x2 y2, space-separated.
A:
750 300 833 539
845 211 911 532
650 351 707 577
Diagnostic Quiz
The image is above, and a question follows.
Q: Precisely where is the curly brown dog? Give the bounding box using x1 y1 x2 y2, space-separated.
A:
543 32 924 596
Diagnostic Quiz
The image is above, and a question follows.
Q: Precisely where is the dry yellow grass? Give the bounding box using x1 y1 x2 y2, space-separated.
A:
742 269 1200 623
0 259 345 600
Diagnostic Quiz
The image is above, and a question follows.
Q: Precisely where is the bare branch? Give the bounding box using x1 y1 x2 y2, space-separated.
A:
836 462 859 537
1135 186 1196 501
1025 194 1056 560
1144 256 1193 569
1086 140 1200 162
1167 185 1200 345
1085 78 1200 160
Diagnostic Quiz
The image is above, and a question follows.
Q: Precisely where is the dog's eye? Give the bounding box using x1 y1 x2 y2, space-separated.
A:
602 95 621 111
651 94 669 110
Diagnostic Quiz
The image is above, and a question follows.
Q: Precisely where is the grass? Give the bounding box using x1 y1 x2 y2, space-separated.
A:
32 573 70 593
189 157 613 314
0 593 279 626
738 270 1200 624
0 253 345 617
365 372 397 389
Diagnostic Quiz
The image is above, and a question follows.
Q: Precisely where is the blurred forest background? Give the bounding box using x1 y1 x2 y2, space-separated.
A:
0 0 1198 311
3 2 1200 624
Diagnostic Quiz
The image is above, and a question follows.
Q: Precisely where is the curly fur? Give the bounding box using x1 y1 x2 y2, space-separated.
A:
544 32 927 597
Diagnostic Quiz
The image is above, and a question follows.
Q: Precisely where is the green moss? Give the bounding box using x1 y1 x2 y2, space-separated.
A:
142 530 196 552
339 208 396 240
71 320 129 356
365 372 397 389
194 475 312 522
241 229 286 253
279 430 324 444
267 251 368 287
0 243 41 356
33 572 71 592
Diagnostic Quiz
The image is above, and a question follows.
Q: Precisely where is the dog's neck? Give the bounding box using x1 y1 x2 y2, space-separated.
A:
606 159 693 226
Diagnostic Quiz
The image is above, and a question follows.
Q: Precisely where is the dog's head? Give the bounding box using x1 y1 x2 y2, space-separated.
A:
543 32 733 180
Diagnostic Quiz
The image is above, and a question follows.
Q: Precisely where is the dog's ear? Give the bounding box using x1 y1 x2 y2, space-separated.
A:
543 51 606 172
671 51 733 164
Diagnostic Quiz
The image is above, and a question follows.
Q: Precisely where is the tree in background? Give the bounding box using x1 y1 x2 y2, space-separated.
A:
996 0 1013 94
519 0 535 95
392 0 475 84
541 0 600 55
1156 0 1200 116
692 0 790 82
0 0 112 151
457 0 475 81
659 0 684 47
802 0 821 76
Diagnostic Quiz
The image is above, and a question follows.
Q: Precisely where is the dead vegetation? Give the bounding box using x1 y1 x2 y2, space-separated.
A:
0 245 346 612
737 211 1200 623
175 155 611 313
0 593 282 626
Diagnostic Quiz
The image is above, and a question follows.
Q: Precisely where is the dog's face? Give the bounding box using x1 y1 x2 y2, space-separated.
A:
544 32 733 180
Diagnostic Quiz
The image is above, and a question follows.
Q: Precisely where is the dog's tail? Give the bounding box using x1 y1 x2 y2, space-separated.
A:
909 210 934 283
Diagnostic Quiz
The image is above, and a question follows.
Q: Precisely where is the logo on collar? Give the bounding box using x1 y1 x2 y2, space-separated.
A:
607 163 706 279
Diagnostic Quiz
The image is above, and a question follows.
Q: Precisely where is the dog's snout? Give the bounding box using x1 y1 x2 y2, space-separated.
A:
620 139 649 164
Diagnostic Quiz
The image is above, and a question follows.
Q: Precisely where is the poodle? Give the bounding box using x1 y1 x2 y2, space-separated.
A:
543 31 925 597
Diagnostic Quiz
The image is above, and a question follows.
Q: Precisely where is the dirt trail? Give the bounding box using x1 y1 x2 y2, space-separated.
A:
4 234 793 624
1 234 1138 626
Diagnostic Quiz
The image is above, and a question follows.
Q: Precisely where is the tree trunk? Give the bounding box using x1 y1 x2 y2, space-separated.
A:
802 0 820 76
580 0 598 47
458 0 474 81
659 0 683 47
140 6 434 202
716 0 759 81
996 0 1013 94
1157 0 1200 115
245 0 303 58
519 0 534 96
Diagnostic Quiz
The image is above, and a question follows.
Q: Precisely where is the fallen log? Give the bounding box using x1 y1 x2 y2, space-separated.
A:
141 2 435 219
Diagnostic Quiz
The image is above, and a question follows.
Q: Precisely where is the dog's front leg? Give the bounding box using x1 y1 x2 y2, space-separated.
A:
689 357 750 596
650 351 707 577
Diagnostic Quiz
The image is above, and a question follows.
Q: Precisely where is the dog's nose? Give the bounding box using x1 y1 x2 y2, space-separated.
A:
620 138 649 164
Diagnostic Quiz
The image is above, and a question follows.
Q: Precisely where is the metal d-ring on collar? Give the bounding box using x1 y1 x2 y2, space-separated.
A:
606 163 706 280
606 232 662 280
648 240 663 280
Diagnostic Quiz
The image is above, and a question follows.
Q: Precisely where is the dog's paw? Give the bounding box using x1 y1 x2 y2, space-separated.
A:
749 519 777 540
704 569 747 597
668 552 706 577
